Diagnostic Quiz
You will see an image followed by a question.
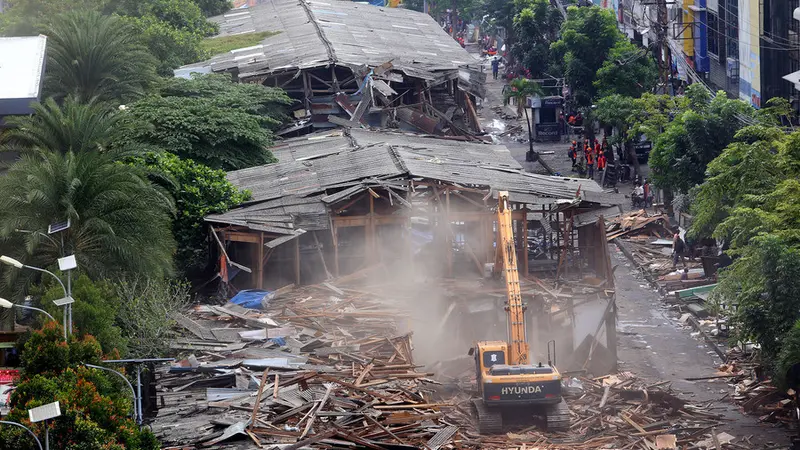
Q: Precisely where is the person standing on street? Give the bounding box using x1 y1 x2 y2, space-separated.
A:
672 233 687 270
597 150 606 177
586 151 594 179
568 141 577 169
491 57 499 80
643 179 651 207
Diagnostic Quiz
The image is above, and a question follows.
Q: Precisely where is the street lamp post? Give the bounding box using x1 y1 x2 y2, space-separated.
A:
0 256 71 338
0 298 56 323
0 420 44 450
83 364 138 423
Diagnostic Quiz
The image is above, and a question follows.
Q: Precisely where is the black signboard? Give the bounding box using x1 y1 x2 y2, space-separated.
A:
535 123 560 141
541 97 563 108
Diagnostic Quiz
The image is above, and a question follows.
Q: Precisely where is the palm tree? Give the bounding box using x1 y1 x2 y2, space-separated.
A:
504 78 553 173
43 11 157 104
0 149 176 285
1 98 121 156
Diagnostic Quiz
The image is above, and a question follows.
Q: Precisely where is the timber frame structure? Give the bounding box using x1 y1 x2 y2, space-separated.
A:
178 0 486 136
206 129 624 291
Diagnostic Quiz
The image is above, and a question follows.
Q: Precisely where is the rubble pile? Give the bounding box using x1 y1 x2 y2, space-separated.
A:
152 268 460 449
427 366 752 449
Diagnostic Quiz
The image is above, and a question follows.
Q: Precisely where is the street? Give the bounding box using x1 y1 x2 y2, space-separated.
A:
472 52 791 448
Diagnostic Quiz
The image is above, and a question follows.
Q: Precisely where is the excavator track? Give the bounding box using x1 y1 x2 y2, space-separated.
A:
471 398 503 434
545 399 571 431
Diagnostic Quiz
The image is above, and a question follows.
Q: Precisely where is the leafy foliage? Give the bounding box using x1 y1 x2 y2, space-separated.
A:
0 0 108 35
594 39 658 98
511 0 562 78
0 149 176 286
41 275 128 355
692 126 800 373
1 98 120 155
115 277 190 358
123 14 207 76
43 11 158 103
118 74 291 170
649 85 752 192
550 6 624 107
0 322 157 450
132 152 251 274
193 0 231 16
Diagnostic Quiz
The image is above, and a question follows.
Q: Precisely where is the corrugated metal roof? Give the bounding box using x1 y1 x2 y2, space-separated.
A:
206 130 616 236
0 35 47 115
180 0 474 81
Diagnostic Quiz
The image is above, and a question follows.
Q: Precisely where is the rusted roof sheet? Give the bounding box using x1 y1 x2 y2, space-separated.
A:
206 130 614 235
179 0 474 81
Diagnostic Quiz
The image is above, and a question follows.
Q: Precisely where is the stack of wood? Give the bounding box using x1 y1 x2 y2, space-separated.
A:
435 372 750 449
606 209 672 241
152 268 469 449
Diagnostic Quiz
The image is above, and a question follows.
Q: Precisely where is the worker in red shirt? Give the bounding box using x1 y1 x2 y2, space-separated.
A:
597 150 607 174
594 140 602 158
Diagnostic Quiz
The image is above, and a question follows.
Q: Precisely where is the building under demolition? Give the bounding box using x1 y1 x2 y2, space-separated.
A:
177 0 486 137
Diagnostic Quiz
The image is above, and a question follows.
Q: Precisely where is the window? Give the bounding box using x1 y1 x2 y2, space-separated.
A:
725 0 738 60
708 13 720 57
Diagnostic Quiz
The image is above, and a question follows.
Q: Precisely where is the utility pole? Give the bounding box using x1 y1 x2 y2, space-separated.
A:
655 0 670 93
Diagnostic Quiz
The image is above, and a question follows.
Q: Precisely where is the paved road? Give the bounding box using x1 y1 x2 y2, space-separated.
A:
612 246 789 448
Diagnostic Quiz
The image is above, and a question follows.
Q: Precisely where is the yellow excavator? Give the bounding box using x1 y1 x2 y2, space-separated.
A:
468 191 570 434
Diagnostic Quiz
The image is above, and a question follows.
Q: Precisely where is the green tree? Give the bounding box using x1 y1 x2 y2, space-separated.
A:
41 275 128 355
43 11 157 103
594 39 658 98
595 92 687 175
0 322 158 450
132 152 251 275
115 277 190 358
511 0 562 78
690 127 800 373
0 0 108 35
110 0 218 35
194 0 230 16
0 149 176 287
123 14 206 76
118 74 291 170
1 98 120 155
649 85 752 193
504 77 545 164
551 6 623 107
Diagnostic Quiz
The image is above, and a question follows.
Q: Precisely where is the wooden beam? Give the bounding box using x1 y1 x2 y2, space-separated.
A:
294 236 301 286
257 232 265 289
224 230 260 244
331 224 340 278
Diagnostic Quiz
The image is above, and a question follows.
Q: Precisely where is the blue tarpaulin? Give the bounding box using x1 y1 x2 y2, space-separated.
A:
230 289 274 309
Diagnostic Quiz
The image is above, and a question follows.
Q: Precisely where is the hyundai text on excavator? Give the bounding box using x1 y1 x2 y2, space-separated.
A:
468 191 570 434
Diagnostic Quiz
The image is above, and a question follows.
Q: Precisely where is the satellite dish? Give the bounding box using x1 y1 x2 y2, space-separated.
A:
794 6 800 21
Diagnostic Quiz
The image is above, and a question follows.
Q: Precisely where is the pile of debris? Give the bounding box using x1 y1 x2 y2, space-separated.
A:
152 268 460 449
437 371 752 449
607 210 712 291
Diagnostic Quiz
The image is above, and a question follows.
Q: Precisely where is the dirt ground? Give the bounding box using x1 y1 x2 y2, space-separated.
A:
469 50 793 448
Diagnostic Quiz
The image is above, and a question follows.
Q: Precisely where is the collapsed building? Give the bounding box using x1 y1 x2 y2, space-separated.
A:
204 129 625 375
177 0 486 137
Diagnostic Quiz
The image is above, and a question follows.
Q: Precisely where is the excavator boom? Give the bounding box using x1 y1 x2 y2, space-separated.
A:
496 192 529 365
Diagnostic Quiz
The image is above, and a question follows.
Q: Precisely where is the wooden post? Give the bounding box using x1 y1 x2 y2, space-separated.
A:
331 224 340 277
445 187 452 277
522 205 529 276
257 232 264 289
294 236 301 286
368 194 375 263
